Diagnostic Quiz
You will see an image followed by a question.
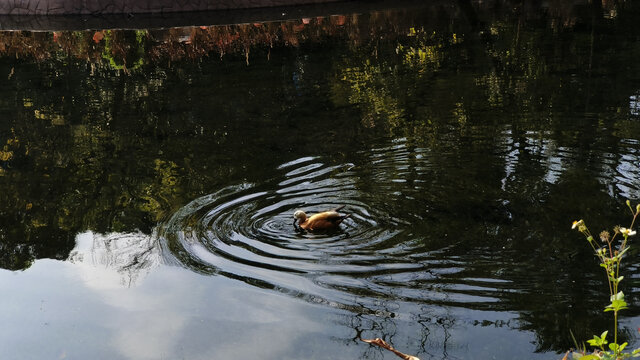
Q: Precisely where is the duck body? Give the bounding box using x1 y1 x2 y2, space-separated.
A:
293 205 350 232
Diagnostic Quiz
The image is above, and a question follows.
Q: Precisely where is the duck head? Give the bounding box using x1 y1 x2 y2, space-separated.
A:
293 210 307 223
293 210 307 232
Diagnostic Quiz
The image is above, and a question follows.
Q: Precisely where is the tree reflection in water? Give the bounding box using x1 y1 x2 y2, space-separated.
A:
68 231 160 287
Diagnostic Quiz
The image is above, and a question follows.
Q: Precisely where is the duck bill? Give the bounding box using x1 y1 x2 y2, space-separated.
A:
293 219 303 233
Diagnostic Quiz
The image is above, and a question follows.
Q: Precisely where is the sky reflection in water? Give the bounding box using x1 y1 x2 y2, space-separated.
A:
0 231 545 360
0 233 334 360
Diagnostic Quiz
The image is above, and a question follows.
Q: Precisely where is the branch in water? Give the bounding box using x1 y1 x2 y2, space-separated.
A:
360 338 420 360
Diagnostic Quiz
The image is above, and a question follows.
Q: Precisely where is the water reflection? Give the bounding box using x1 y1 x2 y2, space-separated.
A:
159 142 525 313
1 1 640 358
0 258 345 360
68 231 160 287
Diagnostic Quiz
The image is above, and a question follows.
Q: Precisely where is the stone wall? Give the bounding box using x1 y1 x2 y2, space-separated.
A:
0 0 343 15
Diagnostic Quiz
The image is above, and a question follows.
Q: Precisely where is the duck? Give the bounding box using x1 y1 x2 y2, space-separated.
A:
293 205 350 232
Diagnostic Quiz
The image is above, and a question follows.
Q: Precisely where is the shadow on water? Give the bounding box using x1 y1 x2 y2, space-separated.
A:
1 0 640 358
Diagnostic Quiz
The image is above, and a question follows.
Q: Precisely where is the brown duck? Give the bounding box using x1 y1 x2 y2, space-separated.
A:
293 205 350 232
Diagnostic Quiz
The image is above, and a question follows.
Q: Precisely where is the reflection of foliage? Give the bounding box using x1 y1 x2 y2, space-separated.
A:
52 31 103 63
0 129 19 169
139 159 182 222
396 27 450 70
336 61 405 128
0 31 54 61
332 27 461 130
68 231 160 287
0 15 380 69
102 30 147 71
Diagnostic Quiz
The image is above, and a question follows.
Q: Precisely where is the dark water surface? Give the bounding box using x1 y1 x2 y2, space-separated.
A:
1 1 640 359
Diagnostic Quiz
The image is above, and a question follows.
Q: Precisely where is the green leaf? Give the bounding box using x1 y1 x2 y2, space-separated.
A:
618 247 630 257
605 299 628 312
576 355 600 360
587 331 608 348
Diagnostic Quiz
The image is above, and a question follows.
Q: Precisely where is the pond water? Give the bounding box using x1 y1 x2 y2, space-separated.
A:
1 1 640 359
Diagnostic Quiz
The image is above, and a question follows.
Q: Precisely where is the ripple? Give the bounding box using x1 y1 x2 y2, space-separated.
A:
158 150 510 313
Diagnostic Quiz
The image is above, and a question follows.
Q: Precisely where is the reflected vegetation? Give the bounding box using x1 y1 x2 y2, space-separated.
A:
68 231 160 287
1 0 640 357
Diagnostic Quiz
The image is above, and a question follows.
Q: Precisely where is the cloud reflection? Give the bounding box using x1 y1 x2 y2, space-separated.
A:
68 231 161 288
56 231 324 360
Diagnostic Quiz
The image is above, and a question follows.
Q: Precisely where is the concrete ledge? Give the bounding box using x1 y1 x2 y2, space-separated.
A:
0 0 427 30
0 0 345 15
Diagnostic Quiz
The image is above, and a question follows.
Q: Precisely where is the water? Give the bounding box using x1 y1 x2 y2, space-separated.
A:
1 1 640 359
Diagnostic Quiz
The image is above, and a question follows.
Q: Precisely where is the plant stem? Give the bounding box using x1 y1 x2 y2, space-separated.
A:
614 310 618 347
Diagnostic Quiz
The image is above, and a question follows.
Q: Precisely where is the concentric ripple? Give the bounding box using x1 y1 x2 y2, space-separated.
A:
158 144 515 313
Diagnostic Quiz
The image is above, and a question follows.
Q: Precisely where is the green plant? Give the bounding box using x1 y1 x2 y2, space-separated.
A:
571 200 640 359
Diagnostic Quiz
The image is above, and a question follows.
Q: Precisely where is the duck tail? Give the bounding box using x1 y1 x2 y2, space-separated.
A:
332 205 346 212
